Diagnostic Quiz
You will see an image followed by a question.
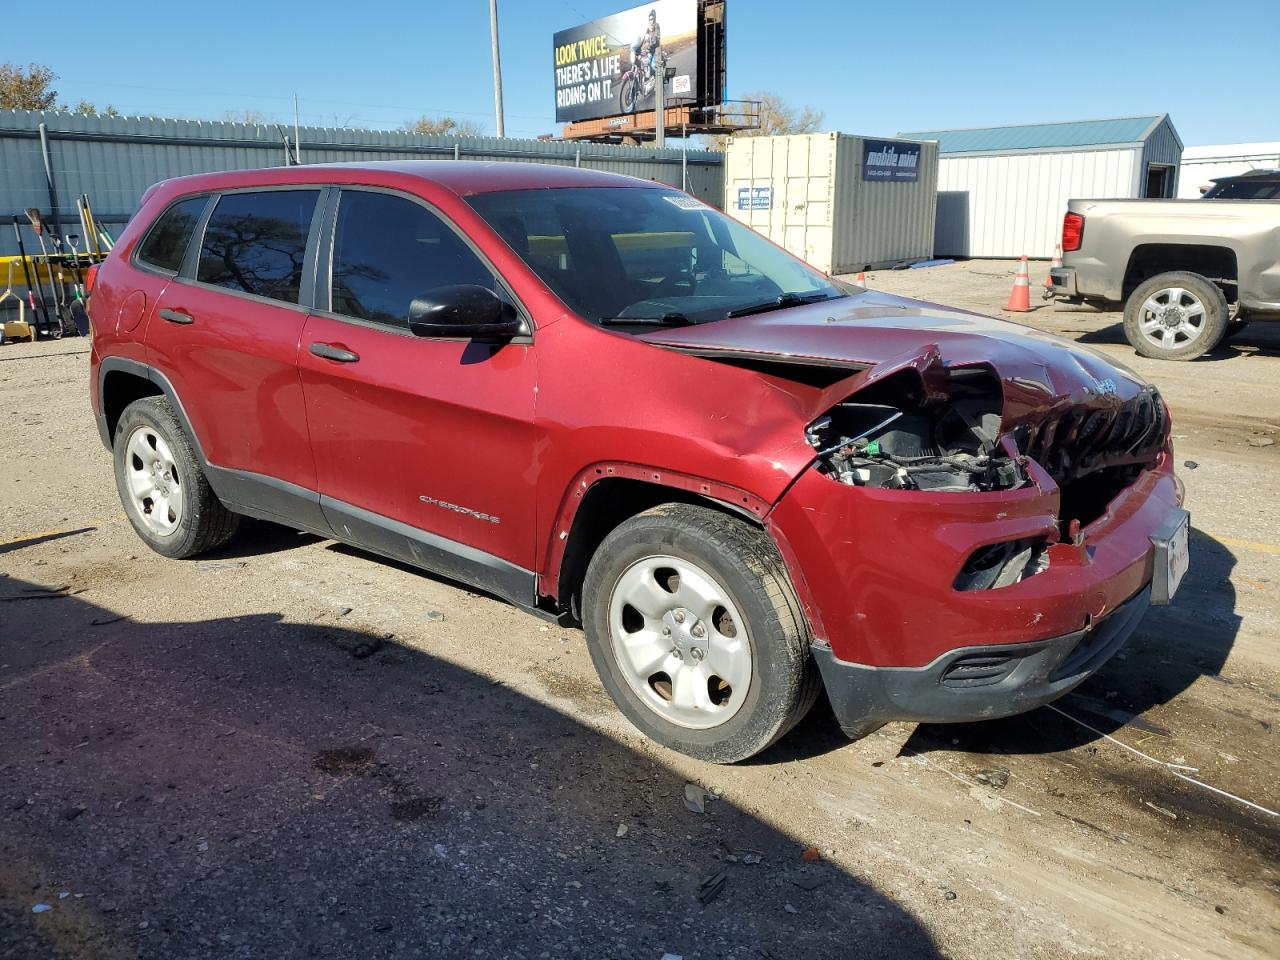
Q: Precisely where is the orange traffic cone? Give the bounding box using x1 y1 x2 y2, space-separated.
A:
1005 256 1032 312
856 271 867 285
1043 244 1062 289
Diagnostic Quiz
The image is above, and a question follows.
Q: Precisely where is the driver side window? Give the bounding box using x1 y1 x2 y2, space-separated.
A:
330 191 494 328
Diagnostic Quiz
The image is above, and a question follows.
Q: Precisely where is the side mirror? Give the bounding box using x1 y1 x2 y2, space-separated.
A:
407 284 523 340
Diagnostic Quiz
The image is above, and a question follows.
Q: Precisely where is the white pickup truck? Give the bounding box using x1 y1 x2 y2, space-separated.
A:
1049 196 1280 360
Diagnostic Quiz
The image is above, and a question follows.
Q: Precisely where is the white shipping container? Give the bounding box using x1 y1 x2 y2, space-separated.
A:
723 133 938 275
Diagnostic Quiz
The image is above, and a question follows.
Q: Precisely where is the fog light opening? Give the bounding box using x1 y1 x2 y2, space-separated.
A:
954 538 1050 591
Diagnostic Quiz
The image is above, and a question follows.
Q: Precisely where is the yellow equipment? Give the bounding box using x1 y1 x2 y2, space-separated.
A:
0 259 34 343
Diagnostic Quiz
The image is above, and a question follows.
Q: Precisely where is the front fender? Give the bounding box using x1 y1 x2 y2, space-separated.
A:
539 460 777 603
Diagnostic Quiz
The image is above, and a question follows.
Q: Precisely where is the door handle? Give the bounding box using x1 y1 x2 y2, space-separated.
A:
159 309 194 325
309 342 360 363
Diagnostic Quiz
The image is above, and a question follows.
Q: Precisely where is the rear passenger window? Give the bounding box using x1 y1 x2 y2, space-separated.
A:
197 190 318 304
330 190 495 327
136 196 207 273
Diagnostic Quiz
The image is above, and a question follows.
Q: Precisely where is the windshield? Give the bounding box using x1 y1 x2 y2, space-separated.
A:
466 187 845 326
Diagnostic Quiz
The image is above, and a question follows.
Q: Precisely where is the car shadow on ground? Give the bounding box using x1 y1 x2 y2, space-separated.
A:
904 528 1240 757
197 517 323 560
0 579 944 960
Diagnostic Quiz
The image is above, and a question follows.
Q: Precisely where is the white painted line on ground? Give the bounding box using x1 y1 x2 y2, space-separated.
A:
1047 704 1277 818
901 749 1042 818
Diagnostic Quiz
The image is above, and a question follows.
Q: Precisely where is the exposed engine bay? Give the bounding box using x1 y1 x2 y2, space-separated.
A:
805 366 1026 494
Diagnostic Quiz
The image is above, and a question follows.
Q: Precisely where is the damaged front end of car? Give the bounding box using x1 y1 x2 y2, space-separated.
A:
761 342 1180 738
799 340 1171 547
803 351 1025 496
641 299 1183 740
762 335 1178 652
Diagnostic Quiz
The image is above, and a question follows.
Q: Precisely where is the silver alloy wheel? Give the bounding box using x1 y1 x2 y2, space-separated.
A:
1137 286 1207 349
124 425 183 537
607 554 753 730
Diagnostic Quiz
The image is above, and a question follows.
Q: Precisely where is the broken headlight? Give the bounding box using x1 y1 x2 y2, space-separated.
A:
805 370 1025 494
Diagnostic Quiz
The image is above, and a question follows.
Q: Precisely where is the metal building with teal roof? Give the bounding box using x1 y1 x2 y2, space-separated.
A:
899 115 1182 258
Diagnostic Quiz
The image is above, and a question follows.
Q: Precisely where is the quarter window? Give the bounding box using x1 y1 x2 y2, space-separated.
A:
136 196 208 273
197 191 318 303
330 190 495 328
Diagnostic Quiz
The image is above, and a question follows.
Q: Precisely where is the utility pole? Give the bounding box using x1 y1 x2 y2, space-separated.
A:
681 122 687 190
654 69 665 149
490 0 506 137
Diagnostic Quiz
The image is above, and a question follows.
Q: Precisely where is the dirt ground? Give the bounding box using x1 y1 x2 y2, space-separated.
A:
1 260 1277 960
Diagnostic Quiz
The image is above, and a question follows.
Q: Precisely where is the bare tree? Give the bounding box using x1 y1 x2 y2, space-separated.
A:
403 115 486 137
703 91 825 149
223 109 277 126
0 62 58 110
72 99 119 117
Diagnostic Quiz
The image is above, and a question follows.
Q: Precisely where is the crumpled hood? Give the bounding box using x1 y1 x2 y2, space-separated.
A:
638 290 1150 427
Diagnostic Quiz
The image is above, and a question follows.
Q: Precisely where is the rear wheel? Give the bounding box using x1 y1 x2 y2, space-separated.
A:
1123 271 1228 360
581 503 819 763
113 396 239 559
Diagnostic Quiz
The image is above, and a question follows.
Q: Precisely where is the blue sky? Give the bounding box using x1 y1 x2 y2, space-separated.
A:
14 0 1277 146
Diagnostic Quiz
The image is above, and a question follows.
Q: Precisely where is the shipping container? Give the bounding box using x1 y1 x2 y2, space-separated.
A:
722 132 938 275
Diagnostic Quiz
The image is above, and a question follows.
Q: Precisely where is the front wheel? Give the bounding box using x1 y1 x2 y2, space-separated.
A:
581 503 819 763
1123 271 1228 360
619 75 639 114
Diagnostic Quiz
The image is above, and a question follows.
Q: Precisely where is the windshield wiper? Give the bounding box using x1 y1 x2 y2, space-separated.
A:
727 291 840 319
599 313 692 327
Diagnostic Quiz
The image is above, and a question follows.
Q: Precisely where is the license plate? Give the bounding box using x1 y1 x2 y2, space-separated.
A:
1151 508 1190 605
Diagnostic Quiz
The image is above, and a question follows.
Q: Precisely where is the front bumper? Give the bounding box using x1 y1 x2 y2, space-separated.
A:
812 586 1150 737
767 458 1181 667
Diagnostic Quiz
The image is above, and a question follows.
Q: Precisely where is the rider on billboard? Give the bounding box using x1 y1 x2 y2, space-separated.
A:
630 9 662 93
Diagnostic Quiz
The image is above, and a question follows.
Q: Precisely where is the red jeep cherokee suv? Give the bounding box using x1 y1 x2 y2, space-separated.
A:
89 162 1189 762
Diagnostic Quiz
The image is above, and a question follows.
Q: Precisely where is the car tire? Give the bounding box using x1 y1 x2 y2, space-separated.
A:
113 396 239 559
1123 271 1228 360
581 503 820 763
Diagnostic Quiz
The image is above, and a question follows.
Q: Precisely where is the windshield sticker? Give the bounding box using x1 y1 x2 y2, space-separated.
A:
663 195 702 210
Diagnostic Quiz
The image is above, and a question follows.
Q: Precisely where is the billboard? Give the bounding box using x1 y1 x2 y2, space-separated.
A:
554 0 701 124
862 139 922 182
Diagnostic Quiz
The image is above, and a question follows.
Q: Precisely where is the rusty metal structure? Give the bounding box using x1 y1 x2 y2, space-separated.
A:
561 99 759 144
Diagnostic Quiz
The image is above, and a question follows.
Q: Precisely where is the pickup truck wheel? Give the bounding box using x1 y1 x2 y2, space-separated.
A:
113 396 240 559
581 503 819 763
1124 271 1228 360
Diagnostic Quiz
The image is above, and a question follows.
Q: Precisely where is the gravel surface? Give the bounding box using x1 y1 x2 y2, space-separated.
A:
1 264 1277 959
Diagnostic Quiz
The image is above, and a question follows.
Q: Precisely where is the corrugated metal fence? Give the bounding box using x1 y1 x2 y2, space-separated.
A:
0 109 724 256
